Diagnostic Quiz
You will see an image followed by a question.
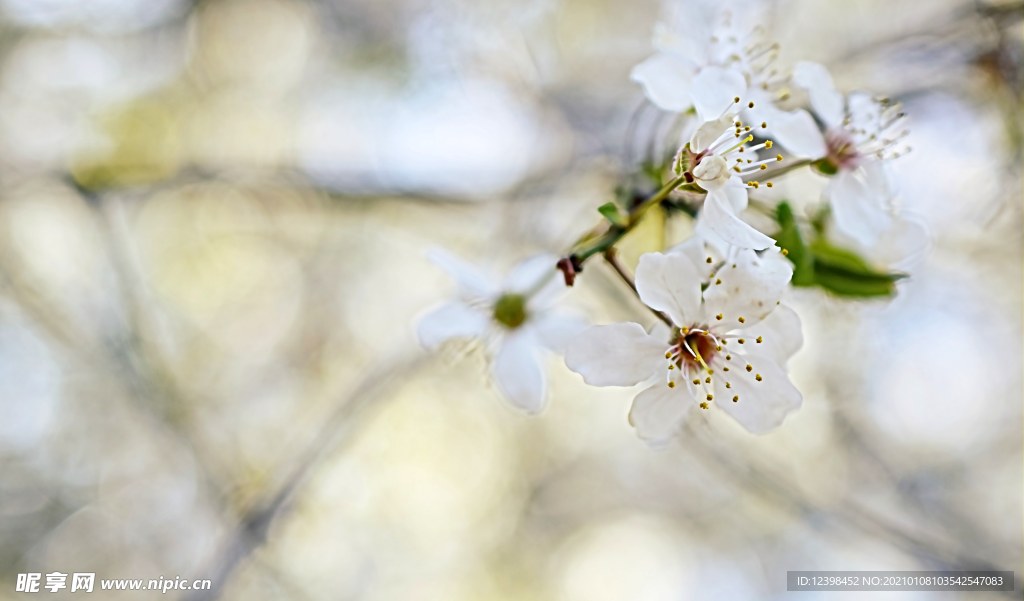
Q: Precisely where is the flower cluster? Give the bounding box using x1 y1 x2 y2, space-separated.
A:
413 0 927 447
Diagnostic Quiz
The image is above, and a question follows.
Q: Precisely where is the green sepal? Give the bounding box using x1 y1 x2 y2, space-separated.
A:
811 158 839 175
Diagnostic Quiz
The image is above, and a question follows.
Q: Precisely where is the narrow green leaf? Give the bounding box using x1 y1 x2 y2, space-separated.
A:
809 238 906 297
812 265 899 297
597 202 628 227
771 202 815 286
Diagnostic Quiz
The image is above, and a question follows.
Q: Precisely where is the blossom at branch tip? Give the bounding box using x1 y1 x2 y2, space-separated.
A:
417 249 587 414
564 250 802 445
630 0 823 153
681 109 780 251
787 61 918 249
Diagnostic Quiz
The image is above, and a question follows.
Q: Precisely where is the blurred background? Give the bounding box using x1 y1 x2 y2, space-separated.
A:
0 0 1021 599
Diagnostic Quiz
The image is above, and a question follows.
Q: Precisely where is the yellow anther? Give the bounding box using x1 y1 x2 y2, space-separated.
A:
716 314 723 320
746 365 753 372
715 345 722 351
665 351 672 358
668 381 676 388
738 339 745 344
734 96 740 103
700 402 709 409
682 326 689 333
748 101 754 108
692 379 700 385
738 316 746 323
668 364 675 370
706 257 713 264
756 336 763 343
751 181 759 188
765 140 773 148
755 374 763 381
725 354 732 360
706 394 713 401
726 382 731 388
766 182 773 188
705 377 711 384
744 126 750 132
733 395 739 402
733 166 741 172
776 154 783 161
761 121 767 128
723 366 729 371
707 369 714 375
715 278 722 285
779 92 790 101
760 164 767 170
781 248 788 255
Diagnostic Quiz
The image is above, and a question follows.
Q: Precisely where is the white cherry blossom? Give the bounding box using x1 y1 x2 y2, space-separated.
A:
680 111 781 251
564 251 802 445
787 61 917 248
631 0 822 152
417 250 586 414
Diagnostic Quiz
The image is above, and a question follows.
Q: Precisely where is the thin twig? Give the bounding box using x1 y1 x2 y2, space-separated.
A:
184 352 428 601
747 158 813 183
603 248 673 326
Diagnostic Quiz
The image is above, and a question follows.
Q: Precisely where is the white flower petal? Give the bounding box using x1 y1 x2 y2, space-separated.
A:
690 115 734 152
700 184 776 250
828 169 891 247
530 312 588 353
693 211 734 258
635 252 703 327
860 160 897 202
689 66 747 121
427 248 498 300
628 383 695 444
767 108 828 160
734 303 803 369
667 235 724 282
492 329 547 414
869 213 931 271
503 253 559 295
630 53 697 112
846 91 877 127
564 323 667 387
713 352 802 434
652 20 708 64
792 61 844 128
417 302 491 350
703 249 792 330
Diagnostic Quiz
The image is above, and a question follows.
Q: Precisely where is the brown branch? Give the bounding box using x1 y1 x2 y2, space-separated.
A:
603 248 673 327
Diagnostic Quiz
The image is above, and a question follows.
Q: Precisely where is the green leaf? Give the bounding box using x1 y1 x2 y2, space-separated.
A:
771 202 815 286
812 265 901 297
809 239 905 298
597 202 628 227
772 201 906 298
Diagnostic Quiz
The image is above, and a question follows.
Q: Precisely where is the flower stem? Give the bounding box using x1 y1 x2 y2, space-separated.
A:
604 248 674 326
569 175 687 265
747 158 812 182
